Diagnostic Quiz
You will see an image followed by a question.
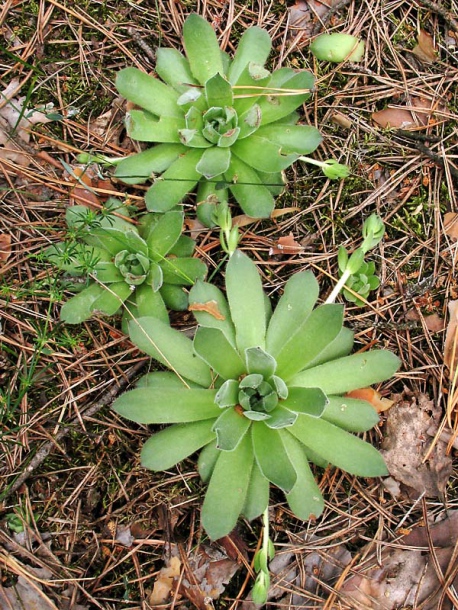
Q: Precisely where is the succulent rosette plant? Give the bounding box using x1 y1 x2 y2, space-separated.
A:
112 250 400 540
46 198 206 325
113 13 322 223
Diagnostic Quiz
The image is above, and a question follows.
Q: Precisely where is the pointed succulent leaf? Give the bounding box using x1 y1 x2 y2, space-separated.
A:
276 304 344 380
112 387 219 424
243 411 271 421
146 261 163 291
226 250 267 353
145 148 203 212
280 431 325 520
141 420 216 470
231 136 299 173
126 110 184 142
233 63 270 116
155 47 198 92
322 396 380 432
281 386 328 417
255 124 323 155
289 350 401 394
188 281 236 347
160 257 207 285
83 227 141 257
116 67 182 118
245 347 277 377
122 286 169 328
251 423 297 491
213 407 252 451
263 405 297 429
196 146 232 179
257 169 285 196
179 128 213 148
169 234 196 258
224 156 274 218
215 379 240 408
194 327 246 380
238 104 263 139
290 414 388 476
266 270 319 357
128 316 213 387
228 26 272 84
142 210 183 258
92 261 123 283
201 432 253 540
198 441 220 483
183 14 225 85
60 283 106 324
242 462 270 521
305 326 354 369
114 144 186 185
90 281 131 315
257 70 314 125
270 375 288 400
205 73 233 107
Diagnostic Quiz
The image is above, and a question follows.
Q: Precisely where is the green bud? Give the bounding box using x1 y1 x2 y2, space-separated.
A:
310 33 365 63
361 214 385 252
346 248 364 274
251 571 270 605
321 159 350 180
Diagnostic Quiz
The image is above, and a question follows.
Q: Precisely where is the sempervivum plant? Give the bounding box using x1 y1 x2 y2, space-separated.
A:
112 250 399 540
46 198 206 325
113 13 322 223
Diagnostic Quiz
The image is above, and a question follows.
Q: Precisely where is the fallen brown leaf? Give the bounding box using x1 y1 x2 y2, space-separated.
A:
0 233 12 268
346 387 395 412
288 0 340 41
372 96 441 130
189 300 225 320
381 390 453 499
411 29 437 64
444 299 458 370
444 212 458 240
269 232 303 256
405 309 445 332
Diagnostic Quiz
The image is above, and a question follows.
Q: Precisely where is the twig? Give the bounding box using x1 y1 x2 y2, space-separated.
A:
311 0 354 36
415 0 458 33
0 361 146 502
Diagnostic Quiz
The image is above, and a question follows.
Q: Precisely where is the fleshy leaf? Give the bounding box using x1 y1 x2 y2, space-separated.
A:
196 146 232 179
128 316 213 387
226 250 266 353
194 328 246 380
183 14 225 85
159 284 188 311
266 271 319 357
126 110 184 142
114 144 186 185
257 69 314 125
135 371 190 389
228 26 272 84
224 155 274 218
145 149 203 212
233 64 270 116
141 420 216 470
242 461 270 521
281 386 328 417
263 405 297 429
231 136 299 173
212 407 252 451
322 396 380 432
252 423 297 491
112 387 219 423
289 350 401 394
305 326 354 369
289 414 388 476
60 283 106 324
160 257 207 285
281 430 325 520
245 347 277 377
201 432 253 539
155 47 198 92
275 304 344 380
141 210 183 258
189 281 236 347
116 67 182 118
198 441 220 483
205 73 233 107
255 124 322 155
125 283 169 322
90 281 131 315
215 379 239 408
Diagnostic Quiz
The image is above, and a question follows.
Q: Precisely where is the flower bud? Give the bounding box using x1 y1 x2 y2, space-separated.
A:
321 159 350 180
361 214 385 252
310 33 365 63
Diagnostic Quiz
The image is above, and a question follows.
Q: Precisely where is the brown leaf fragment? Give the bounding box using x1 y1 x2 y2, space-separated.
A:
189 300 225 320
0 233 12 266
288 0 340 40
444 299 458 370
372 107 416 129
269 232 303 256
444 212 458 240
381 390 453 499
346 387 395 412
149 555 182 606
405 309 445 332
411 29 437 64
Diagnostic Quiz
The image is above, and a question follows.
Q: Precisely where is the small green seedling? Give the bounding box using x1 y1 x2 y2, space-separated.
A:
45 198 206 325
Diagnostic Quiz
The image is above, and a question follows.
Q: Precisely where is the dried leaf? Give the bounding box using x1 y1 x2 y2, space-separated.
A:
269 232 303 256
411 29 437 64
405 309 445 332
444 299 458 370
288 0 340 40
114 524 134 547
340 511 458 609
189 300 225 320
0 233 12 266
346 387 394 412
149 555 182 606
0 567 56 610
444 212 458 240
381 391 453 499
372 107 416 129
